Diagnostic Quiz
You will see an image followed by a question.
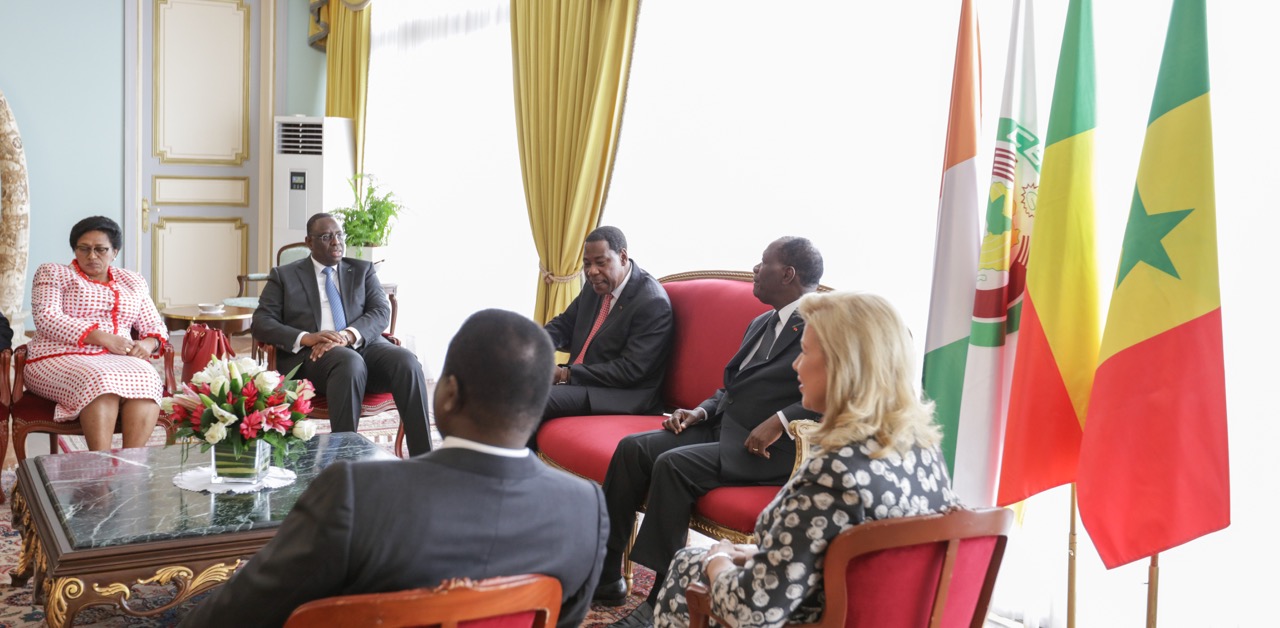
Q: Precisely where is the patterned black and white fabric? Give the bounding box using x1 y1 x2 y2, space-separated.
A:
654 438 960 628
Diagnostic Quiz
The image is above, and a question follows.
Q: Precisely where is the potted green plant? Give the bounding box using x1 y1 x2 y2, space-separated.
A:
332 174 403 264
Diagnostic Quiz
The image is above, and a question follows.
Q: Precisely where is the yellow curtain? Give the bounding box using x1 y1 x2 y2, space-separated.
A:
324 0 373 176
511 0 641 325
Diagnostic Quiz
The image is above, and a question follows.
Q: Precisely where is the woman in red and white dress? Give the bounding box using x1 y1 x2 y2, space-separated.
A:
24 216 169 451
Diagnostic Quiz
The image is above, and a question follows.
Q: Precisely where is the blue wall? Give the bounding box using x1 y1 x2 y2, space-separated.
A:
0 0 125 321
0 0 325 323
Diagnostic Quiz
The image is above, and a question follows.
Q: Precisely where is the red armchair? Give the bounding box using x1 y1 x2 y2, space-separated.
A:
256 289 410 458
9 343 178 462
686 507 1014 628
535 271 824 578
258 340 403 458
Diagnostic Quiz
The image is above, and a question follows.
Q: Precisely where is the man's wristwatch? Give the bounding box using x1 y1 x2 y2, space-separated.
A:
344 330 356 346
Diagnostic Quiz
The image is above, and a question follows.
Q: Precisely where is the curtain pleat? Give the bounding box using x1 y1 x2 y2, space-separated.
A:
325 1 373 176
510 0 640 325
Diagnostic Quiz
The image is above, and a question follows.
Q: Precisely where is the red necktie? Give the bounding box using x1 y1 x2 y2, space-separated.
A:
573 294 613 365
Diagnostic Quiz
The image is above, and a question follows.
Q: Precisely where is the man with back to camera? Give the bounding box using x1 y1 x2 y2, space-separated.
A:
251 212 433 456
539 225 674 425
596 237 825 628
180 308 609 627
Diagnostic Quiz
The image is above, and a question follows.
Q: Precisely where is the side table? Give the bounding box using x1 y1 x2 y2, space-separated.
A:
161 305 256 336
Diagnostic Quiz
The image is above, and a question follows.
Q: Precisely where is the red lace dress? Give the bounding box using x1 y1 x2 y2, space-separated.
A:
24 261 169 422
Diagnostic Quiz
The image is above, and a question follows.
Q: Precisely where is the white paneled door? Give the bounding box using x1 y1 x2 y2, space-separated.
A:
125 0 269 309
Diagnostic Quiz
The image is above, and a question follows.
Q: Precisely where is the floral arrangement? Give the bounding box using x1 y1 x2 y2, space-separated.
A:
162 356 319 465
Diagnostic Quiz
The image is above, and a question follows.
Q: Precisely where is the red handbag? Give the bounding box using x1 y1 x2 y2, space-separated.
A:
181 323 236 383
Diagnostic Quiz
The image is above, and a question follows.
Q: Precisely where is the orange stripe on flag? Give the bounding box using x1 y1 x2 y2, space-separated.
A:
942 0 980 173
997 295 1083 507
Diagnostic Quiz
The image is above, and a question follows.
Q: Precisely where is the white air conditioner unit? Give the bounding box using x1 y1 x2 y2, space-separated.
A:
272 116 355 254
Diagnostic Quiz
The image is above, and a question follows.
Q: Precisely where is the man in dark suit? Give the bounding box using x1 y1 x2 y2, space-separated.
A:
252 213 432 456
541 225 674 421
181 309 609 628
595 237 825 627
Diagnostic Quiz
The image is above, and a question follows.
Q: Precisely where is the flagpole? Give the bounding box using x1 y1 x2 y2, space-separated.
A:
1068 484 1078 628
1147 554 1160 628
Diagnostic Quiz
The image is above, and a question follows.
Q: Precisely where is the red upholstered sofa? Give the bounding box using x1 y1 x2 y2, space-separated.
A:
535 270 811 548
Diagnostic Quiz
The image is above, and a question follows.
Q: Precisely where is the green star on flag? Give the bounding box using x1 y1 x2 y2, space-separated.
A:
1115 187 1192 287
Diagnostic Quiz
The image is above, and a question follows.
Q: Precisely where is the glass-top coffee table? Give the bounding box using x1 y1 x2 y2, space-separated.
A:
8 432 396 627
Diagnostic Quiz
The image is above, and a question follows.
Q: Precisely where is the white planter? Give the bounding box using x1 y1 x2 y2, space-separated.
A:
349 245 392 282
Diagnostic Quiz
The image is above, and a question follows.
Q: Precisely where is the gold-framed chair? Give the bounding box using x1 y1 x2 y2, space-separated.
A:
283 574 563 628
687 507 1015 628
9 343 178 461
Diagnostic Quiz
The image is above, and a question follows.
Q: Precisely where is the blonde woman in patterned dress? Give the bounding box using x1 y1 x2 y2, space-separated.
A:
24 216 169 451
650 292 960 628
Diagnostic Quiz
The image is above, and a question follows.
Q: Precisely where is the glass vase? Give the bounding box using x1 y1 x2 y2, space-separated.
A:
210 439 271 484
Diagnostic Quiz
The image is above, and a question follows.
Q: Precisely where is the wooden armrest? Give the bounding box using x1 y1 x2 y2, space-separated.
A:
162 343 177 394
235 273 270 297
257 341 278 370
0 348 11 408
255 335 399 372
686 582 720 628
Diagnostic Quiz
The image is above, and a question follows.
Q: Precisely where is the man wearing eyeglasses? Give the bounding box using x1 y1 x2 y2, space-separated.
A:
251 212 433 456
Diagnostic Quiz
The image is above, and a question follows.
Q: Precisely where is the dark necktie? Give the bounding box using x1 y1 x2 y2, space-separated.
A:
573 294 614 365
748 311 781 367
323 266 348 330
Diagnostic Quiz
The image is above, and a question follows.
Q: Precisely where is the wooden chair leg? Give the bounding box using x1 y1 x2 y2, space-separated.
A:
47 433 58 455
624 515 638 589
14 428 28 462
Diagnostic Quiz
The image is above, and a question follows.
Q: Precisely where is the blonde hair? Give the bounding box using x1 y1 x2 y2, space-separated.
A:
797 291 942 457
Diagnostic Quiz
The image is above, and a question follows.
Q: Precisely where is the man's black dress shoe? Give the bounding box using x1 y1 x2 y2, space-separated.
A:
606 602 654 628
592 577 628 606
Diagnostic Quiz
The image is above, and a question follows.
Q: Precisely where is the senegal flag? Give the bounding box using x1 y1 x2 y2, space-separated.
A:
996 0 1099 507
1077 0 1229 569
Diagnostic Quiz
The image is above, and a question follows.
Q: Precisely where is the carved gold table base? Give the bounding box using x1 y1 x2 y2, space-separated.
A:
44 561 242 628
11 478 248 627
8 488 41 590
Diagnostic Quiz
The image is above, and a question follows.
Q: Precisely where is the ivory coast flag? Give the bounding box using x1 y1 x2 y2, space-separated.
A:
996 0 1099 507
1077 0 1229 569
923 0 982 478
951 0 1040 507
